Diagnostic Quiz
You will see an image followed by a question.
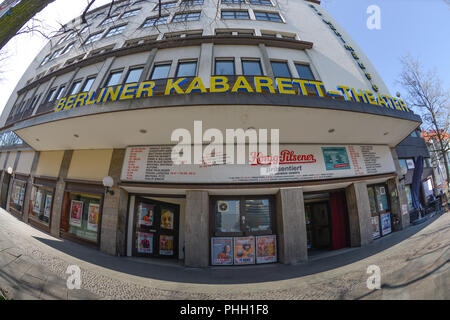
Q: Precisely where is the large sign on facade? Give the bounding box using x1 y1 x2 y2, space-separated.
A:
120 144 396 184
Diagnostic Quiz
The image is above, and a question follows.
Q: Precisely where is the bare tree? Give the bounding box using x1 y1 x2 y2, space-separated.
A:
398 55 450 190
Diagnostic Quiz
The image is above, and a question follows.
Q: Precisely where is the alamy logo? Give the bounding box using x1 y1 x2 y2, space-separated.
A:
366 265 381 290
66 265 81 290
366 5 381 30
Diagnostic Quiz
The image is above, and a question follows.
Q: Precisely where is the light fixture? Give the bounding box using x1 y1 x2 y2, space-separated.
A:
102 176 114 196
7 166 13 175
328 128 335 133
139 129 147 134
383 132 389 136
74 134 79 138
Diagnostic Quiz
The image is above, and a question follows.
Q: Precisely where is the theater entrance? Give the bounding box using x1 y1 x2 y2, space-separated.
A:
132 197 179 258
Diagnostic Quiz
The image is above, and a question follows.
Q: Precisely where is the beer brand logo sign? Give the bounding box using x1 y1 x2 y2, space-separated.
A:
250 150 317 166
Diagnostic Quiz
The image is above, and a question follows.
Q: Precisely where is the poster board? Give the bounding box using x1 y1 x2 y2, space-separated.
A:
137 232 153 254
69 200 83 227
159 235 174 255
44 195 52 218
380 212 392 236
211 237 233 265
372 216 380 239
256 235 277 264
138 203 154 227
234 236 255 265
87 203 100 232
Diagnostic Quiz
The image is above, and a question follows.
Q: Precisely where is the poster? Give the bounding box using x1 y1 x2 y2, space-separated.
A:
33 189 43 214
322 147 351 170
44 195 52 218
160 207 174 230
137 232 153 254
87 203 100 232
138 203 154 227
256 235 277 264
234 236 255 265
13 185 21 204
18 186 25 206
159 235 174 255
211 237 233 265
381 212 392 236
69 200 83 227
372 216 380 239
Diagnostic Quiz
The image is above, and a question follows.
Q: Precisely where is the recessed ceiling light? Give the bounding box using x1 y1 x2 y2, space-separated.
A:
36 138 40 142
384 132 389 136
328 128 335 133
74 134 79 138
139 129 147 134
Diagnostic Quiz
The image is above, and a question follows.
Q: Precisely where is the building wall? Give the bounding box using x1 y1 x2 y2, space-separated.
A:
34 150 65 177
66 149 113 181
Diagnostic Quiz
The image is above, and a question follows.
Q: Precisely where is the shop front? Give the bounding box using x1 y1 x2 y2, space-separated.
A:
28 177 56 231
9 175 27 217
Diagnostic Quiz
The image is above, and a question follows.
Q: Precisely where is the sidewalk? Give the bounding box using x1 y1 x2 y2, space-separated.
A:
0 208 449 299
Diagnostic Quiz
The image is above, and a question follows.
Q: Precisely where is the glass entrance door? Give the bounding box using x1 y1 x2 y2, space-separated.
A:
132 197 179 258
305 201 331 250
368 184 392 239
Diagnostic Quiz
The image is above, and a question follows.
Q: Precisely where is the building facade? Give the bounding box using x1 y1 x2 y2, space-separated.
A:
0 0 422 267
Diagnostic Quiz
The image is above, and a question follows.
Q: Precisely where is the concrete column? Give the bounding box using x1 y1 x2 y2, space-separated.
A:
390 148 410 229
92 57 116 91
100 149 126 256
345 182 372 247
276 187 307 264
387 177 408 231
6 151 21 213
0 151 10 198
258 43 274 78
184 190 209 267
50 150 73 237
197 43 213 88
140 48 157 82
21 151 40 223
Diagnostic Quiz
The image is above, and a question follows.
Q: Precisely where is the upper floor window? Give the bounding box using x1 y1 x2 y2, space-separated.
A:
48 48 63 61
271 61 291 78
121 9 141 18
154 1 177 11
295 63 315 80
105 25 127 37
81 76 96 92
182 0 204 5
172 11 201 22
249 0 272 5
55 86 66 100
142 15 168 27
215 59 235 76
242 59 263 76
60 42 75 55
105 70 123 87
69 80 82 95
254 11 282 22
150 63 171 80
222 0 245 4
45 88 57 102
100 15 119 25
84 32 103 45
55 35 67 46
124 67 144 84
221 10 250 20
176 61 197 77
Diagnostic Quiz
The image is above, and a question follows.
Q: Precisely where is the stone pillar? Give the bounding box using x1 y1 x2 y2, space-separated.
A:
390 148 410 229
21 151 40 223
0 152 10 198
139 48 157 83
184 190 209 267
345 182 372 247
6 151 21 213
197 43 213 88
386 177 408 231
100 149 126 256
50 150 73 237
258 43 274 78
276 187 307 264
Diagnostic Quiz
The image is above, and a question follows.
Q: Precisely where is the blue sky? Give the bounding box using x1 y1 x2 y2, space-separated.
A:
320 0 450 99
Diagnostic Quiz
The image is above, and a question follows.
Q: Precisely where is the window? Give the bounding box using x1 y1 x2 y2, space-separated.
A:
84 32 103 45
30 186 54 226
46 88 57 102
121 9 141 18
49 48 63 61
249 0 272 5
153 1 177 11
271 61 291 78
254 11 283 22
221 10 249 19
182 0 204 5
60 42 75 55
242 60 263 76
261 32 277 37
164 32 182 39
222 0 245 4
124 67 143 84
176 61 197 77
215 60 235 75
281 34 296 40
172 11 201 22
55 35 67 46
150 64 171 80
105 70 122 87
10 179 27 213
142 15 168 27
69 80 82 95
65 32 77 41
295 63 315 80
55 86 66 100
216 30 233 36
185 31 203 37
213 197 273 235
40 55 51 66
100 15 119 25
398 159 407 169
81 77 96 92
105 25 126 37
67 192 102 243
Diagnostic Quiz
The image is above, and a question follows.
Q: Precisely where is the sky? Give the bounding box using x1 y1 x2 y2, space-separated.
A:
0 0 449 115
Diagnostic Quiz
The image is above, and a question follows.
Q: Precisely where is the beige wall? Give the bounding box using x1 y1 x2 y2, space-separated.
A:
15 151 35 175
35 151 64 177
67 149 113 181
5 151 17 171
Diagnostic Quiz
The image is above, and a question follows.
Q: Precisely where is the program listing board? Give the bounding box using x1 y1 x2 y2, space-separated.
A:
121 144 395 183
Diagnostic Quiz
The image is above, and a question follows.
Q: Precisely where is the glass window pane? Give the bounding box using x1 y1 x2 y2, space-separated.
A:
125 68 143 83
398 159 407 169
368 187 377 214
106 71 122 86
215 200 241 233
81 77 95 92
215 60 235 75
245 199 271 232
68 193 101 243
271 61 291 78
150 64 171 79
69 81 81 95
176 61 197 77
56 86 66 100
375 185 389 212
242 60 262 76
295 64 315 80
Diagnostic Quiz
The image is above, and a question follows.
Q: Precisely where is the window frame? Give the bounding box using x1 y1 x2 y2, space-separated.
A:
221 10 250 20
104 70 123 87
271 60 292 78
241 59 263 76
104 24 127 38
254 10 283 22
171 11 201 23
124 66 144 84
214 58 236 76
149 63 172 80
175 60 198 78
294 63 316 81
